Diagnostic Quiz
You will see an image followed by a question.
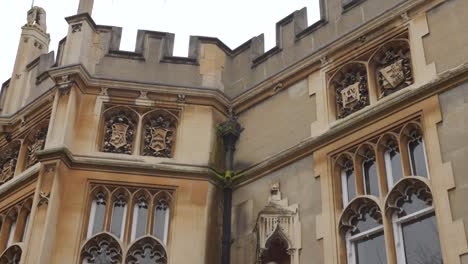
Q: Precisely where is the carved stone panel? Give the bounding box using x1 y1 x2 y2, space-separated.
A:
26 126 48 168
81 234 122 264
102 109 137 155
0 245 22 264
0 142 20 185
332 63 369 119
125 237 167 264
373 41 413 98
143 111 178 158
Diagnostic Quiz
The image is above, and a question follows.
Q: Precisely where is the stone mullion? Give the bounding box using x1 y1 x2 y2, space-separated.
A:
133 115 143 156
147 198 155 237
382 211 397 264
12 208 28 243
104 194 113 233
398 134 412 177
123 193 135 246
353 155 365 196
0 217 12 252
375 146 389 197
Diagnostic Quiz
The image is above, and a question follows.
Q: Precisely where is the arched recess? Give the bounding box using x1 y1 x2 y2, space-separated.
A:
260 227 291 264
355 143 380 198
0 140 21 185
377 132 403 190
369 39 413 98
80 232 122 264
100 106 139 155
108 188 131 241
333 152 357 207
399 121 429 178
125 236 167 264
151 191 173 244
141 109 179 158
24 120 49 169
0 244 22 264
328 62 369 119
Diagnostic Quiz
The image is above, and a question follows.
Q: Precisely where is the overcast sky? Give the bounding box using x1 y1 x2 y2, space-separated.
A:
0 0 320 84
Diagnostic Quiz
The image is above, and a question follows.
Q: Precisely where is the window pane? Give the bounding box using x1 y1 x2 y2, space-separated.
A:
355 231 387 264
7 219 17 247
389 149 403 184
399 193 430 217
409 136 428 178
352 213 381 235
133 199 148 240
110 194 127 240
153 202 169 243
363 159 379 197
92 192 107 236
402 213 442 264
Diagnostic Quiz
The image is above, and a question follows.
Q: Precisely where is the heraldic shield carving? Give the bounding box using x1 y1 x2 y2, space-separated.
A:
332 63 369 119
143 111 178 158
373 41 413 97
0 141 21 185
26 125 48 168
102 109 137 154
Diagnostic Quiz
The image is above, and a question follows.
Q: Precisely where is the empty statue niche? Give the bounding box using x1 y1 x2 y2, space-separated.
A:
260 230 291 264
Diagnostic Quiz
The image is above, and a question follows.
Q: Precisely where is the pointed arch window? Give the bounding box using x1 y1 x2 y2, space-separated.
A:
341 159 356 205
125 237 167 264
131 196 149 241
110 193 127 240
153 198 170 244
407 129 429 178
384 139 403 187
81 233 122 264
362 150 379 197
340 199 386 264
87 192 107 238
6 216 17 248
0 245 22 264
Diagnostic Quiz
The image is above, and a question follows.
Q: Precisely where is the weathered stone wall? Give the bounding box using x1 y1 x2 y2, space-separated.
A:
438 82 468 244
231 155 322 263
423 0 468 73
234 79 316 170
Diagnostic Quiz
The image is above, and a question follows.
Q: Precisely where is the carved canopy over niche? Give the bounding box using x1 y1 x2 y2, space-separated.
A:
330 63 369 119
142 110 178 158
0 141 21 185
101 107 138 155
25 122 48 168
371 40 413 98
255 183 301 264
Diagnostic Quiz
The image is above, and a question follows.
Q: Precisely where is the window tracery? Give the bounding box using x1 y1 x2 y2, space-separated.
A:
82 184 174 262
0 245 22 264
81 233 122 264
0 196 33 255
0 141 20 185
332 119 442 263
125 237 167 264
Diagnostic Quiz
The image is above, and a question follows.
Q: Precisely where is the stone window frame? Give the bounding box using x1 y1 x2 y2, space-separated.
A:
81 183 174 263
0 195 33 262
327 35 414 120
98 105 180 159
23 120 49 169
333 119 442 263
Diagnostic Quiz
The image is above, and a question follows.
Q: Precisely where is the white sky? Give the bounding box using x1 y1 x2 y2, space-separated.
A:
0 0 321 84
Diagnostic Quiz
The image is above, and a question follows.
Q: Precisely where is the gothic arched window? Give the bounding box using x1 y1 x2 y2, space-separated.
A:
81 233 122 264
131 194 149 241
125 237 167 264
339 157 356 205
383 137 403 187
110 191 128 240
339 199 386 264
87 191 107 238
152 193 171 244
407 129 428 178
360 149 379 197
386 179 442 264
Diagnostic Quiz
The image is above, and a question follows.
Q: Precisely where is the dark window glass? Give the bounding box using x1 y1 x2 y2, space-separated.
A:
110 194 127 239
153 201 169 242
92 192 106 236
355 231 387 264
398 193 430 218
343 160 356 203
363 159 379 197
389 149 403 184
352 212 381 235
134 199 148 239
402 213 442 264
409 133 428 177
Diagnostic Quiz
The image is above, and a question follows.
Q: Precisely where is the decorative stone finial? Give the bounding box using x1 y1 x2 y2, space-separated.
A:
27 6 47 32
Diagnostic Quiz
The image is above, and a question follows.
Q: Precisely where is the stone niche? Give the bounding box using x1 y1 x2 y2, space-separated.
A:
255 183 301 264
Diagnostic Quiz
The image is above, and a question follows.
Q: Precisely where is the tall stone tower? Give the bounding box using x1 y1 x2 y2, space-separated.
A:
2 6 50 114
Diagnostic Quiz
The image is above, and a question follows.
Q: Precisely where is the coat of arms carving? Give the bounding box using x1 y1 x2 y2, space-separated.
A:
375 45 413 97
26 127 48 168
143 112 178 158
102 110 136 154
0 142 21 184
334 64 369 119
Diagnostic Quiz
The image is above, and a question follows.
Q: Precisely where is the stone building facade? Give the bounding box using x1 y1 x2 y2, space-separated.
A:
0 0 467 263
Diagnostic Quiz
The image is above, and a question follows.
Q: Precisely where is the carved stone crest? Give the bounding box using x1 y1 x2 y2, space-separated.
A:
333 64 369 119
102 110 136 154
26 127 48 168
0 143 20 185
374 44 413 97
143 111 178 158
